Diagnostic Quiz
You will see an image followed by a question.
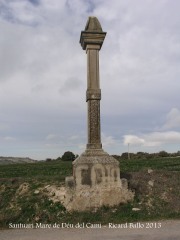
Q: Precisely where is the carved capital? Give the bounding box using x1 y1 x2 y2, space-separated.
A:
86 143 102 149
80 32 106 51
86 89 101 101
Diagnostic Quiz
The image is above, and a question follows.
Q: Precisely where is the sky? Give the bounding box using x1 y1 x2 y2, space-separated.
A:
0 0 180 160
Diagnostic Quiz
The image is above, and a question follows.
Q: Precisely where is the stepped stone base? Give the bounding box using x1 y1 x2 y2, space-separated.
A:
62 149 134 212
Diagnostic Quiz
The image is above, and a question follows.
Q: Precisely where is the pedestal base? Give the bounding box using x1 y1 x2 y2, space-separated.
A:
62 149 134 211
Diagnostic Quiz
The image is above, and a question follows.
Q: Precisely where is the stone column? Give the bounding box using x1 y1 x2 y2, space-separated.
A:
63 17 134 212
80 17 106 150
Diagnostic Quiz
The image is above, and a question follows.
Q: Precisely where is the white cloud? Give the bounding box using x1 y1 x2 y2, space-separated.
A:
102 133 116 147
77 143 86 151
68 135 79 140
162 108 180 130
123 135 145 146
123 131 180 148
144 131 180 146
0 0 43 26
45 134 57 140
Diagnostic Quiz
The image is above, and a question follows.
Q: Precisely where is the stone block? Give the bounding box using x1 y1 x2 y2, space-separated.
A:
65 176 75 189
60 149 134 212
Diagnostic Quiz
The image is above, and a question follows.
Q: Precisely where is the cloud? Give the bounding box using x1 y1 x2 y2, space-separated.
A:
59 77 82 94
123 131 180 148
102 133 116 147
144 131 180 146
68 135 79 141
0 0 43 26
162 108 180 130
0 0 180 159
28 0 40 6
45 134 57 140
123 135 145 146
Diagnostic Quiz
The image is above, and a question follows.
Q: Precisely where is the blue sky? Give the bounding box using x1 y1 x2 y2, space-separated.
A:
0 0 180 160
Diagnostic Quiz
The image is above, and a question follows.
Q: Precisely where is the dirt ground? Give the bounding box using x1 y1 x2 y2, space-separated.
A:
127 170 180 213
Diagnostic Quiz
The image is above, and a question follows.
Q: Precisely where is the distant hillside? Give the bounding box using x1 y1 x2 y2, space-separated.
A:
0 157 37 165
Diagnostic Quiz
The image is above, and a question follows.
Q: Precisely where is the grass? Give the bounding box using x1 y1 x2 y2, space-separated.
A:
119 156 180 172
0 160 72 183
0 157 180 229
0 156 179 180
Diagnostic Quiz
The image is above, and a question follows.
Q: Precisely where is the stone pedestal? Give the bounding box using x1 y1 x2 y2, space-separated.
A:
73 149 121 190
62 17 134 212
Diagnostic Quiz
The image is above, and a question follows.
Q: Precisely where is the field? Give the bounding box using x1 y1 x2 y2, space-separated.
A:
0 157 180 229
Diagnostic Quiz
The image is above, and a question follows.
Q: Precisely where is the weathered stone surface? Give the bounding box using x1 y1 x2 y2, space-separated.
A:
86 89 101 101
73 149 119 165
64 185 134 212
80 17 106 50
61 17 134 212
62 149 134 211
87 100 101 149
85 16 103 32
73 154 121 189
16 183 29 195
65 176 75 189
44 185 66 203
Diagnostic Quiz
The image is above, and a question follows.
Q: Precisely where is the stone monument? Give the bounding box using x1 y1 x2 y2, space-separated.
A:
63 17 134 211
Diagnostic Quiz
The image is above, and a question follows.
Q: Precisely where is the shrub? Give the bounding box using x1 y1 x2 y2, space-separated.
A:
61 151 75 161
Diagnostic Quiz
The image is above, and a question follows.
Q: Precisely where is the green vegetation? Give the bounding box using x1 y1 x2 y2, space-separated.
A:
61 151 76 161
0 156 180 229
119 156 180 172
0 160 72 183
118 150 180 160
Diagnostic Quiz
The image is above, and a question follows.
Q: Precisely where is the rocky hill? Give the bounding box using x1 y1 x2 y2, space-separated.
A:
0 157 37 165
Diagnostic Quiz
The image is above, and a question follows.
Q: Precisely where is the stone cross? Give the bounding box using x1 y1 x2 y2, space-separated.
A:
63 17 134 212
80 17 106 150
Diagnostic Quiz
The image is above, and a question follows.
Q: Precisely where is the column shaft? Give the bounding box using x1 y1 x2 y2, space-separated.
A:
87 100 102 149
86 45 102 149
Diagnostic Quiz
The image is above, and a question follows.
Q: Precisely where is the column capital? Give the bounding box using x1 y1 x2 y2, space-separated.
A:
80 16 106 51
86 89 101 102
86 44 101 52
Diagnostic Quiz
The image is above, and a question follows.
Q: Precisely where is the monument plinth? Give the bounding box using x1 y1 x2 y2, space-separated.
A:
63 17 134 211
